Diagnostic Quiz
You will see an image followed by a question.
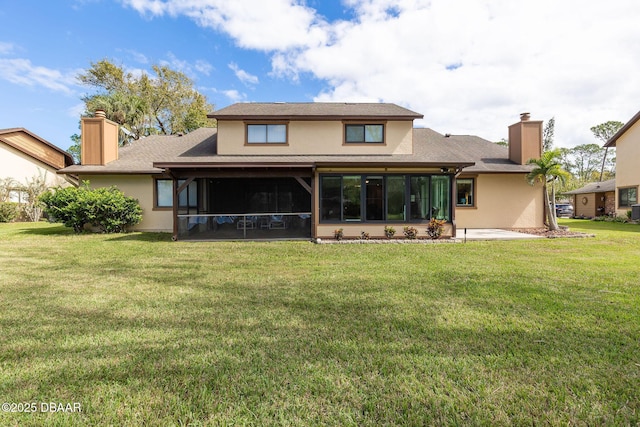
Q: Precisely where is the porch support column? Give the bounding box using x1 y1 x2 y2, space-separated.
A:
171 173 178 241
294 176 312 194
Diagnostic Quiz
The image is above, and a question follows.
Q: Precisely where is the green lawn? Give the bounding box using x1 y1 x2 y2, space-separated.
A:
1 219 639 426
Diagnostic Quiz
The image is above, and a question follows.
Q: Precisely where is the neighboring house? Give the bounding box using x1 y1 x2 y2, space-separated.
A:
0 128 76 201
603 111 640 216
58 104 545 241
564 179 616 218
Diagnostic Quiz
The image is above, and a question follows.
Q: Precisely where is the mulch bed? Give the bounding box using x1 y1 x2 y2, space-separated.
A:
511 227 595 238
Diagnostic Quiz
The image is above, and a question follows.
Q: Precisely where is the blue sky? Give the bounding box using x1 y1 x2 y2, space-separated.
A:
1 0 639 152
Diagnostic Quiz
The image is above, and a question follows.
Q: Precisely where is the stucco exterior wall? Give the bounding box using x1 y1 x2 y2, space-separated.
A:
574 193 596 218
614 119 640 215
1 143 70 187
455 173 544 229
217 120 414 155
81 174 172 232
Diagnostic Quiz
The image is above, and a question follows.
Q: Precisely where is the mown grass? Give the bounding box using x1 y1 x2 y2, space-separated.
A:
0 219 639 426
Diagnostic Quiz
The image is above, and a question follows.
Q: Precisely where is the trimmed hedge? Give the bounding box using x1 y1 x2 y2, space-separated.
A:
40 183 142 233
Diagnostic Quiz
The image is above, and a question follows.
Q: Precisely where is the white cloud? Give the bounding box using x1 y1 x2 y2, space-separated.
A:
121 0 329 51
221 89 246 103
159 52 213 79
0 58 78 95
195 60 213 76
123 0 640 147
125 49 149 64
228 62 259 86
67 102 86 118
0 41 14 55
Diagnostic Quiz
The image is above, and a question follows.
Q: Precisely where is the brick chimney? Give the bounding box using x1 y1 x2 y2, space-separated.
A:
80 110 119 165
508 112 542 165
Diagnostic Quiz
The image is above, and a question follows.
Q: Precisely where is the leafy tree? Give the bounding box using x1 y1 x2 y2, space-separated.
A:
77 59 215 145
21 172 48 222
67 134 81 164
543 116 555 152
495 138 508 147
527 149 570 231
0 177 17 202
568 143 606 184
591 121 623 181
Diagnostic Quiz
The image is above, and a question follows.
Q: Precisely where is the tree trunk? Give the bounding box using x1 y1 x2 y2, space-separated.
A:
599 147 609 181
543 184 558 231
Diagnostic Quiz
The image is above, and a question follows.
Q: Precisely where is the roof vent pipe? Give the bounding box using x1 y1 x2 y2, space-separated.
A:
520 112 530 121
95 110 106 119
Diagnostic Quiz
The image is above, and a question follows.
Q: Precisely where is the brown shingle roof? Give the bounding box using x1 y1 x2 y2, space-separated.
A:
59 127 533 175
209 102 424 120
564 179 616 194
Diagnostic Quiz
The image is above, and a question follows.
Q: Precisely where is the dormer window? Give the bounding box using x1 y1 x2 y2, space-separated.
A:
344 123 385 144
246 123 287 144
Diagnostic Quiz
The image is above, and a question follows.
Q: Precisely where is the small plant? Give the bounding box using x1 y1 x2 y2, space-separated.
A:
0 202 19 223
384 225 396 239
627 210 632 219
334 228 344 240
426 217 446 239
360 231 370 240
403 226 418 240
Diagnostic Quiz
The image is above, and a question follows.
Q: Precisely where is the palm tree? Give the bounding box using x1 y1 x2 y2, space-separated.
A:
526 149 570 231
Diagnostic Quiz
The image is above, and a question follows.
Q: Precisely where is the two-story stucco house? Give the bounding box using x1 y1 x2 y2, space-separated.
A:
566 110 640 218
603 111 640 216
58 103 544 241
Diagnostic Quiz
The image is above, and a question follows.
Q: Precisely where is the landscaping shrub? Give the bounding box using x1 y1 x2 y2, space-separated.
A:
426 217 446 239
403 226 418 239
0 202 19 222
40 183 142 233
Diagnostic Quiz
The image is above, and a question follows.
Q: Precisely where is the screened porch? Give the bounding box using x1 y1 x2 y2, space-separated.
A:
171 176 312 241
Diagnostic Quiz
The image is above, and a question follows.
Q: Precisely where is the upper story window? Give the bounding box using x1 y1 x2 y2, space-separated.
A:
246 124 287 144
344 124 384 144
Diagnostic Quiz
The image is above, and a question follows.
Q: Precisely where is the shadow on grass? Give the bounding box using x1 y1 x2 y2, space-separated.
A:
562 218 640 233
14 224 172 242
16 223 75 236
107 232 173 242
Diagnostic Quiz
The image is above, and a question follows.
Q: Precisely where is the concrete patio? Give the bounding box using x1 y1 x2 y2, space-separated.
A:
457 228 542 241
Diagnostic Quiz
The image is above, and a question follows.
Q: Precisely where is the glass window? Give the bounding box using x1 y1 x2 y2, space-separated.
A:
345 124 384 143
156 179 197 208
343 175 362 221
319 174 451 223
431 176 450 220
345 125 364 143
156 179 173 208
321 177 341 221
8 189 27 203
247 124 287 143
365 176 384 220
456 178 474 206
386 176 405 221
410 176 430 220
619 187 638 208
